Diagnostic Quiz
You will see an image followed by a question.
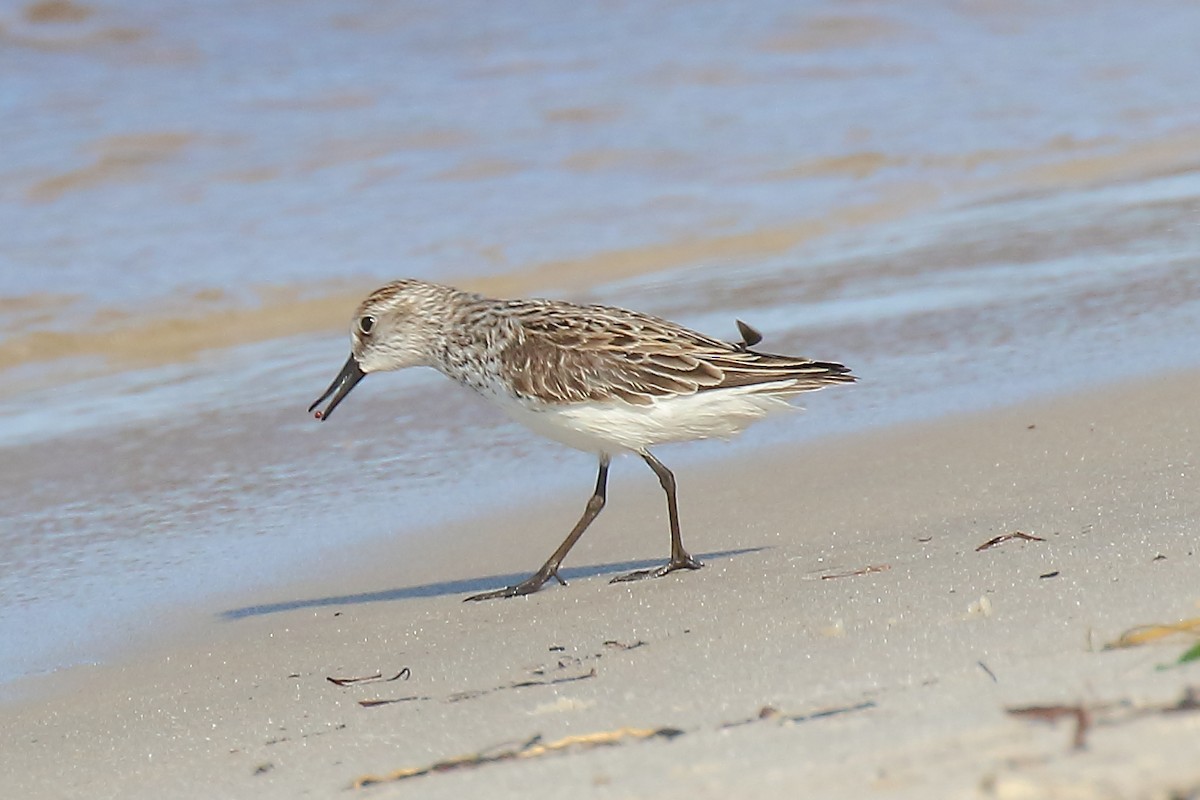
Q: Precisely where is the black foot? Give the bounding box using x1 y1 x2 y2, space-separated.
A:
610 554 704 584
464 569 564 602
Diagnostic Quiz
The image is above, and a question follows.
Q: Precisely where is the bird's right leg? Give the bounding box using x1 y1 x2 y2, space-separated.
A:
465 454 610 601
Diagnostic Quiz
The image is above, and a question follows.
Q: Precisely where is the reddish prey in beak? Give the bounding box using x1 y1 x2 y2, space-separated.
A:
308 354 367 421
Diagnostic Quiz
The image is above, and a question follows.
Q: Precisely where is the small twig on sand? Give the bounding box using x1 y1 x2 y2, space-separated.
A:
327 668 411 687
721 700 876 729
1007 705 1091 750
976 531 1046 551
1007 687 1200 751
820 564 890 580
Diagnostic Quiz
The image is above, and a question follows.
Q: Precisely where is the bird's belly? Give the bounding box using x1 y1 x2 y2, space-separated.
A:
494 385 799 455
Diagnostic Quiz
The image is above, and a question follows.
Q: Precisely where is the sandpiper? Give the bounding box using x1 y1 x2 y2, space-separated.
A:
309 279 854 601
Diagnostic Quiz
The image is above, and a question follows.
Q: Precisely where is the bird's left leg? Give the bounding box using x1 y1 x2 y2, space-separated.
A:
610 450 703 583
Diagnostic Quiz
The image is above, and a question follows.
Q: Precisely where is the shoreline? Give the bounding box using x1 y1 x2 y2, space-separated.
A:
4 368 1198 798
5 157 1200 693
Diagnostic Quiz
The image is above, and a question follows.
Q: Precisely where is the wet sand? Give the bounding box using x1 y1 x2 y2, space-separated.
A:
3 369 1198 799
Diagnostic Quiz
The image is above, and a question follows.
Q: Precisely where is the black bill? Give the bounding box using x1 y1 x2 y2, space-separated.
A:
308 354 366 421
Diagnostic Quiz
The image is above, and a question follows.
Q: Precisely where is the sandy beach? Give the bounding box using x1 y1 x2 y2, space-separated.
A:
3 368 1197 799
5 2 1200 797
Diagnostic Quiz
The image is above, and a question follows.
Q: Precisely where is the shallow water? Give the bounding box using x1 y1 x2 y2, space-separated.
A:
2 0 1200 690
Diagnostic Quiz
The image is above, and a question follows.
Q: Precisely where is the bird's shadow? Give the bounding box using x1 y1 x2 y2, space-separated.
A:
220 547 765 621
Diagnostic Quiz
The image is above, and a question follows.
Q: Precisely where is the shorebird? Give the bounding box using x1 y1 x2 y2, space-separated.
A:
309 280 854 601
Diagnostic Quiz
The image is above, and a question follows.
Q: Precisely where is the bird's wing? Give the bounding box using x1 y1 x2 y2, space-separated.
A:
502 301 853 406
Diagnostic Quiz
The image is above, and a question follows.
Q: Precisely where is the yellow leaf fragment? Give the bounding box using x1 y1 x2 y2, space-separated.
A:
353 726 683 788
1107 617 1200 649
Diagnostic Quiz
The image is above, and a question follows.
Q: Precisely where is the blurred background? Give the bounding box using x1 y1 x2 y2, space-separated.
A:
2 0 1199 688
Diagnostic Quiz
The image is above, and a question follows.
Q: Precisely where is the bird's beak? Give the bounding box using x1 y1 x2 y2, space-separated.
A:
308 354 367 421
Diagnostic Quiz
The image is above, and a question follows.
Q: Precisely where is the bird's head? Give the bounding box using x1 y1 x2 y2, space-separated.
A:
308 280 449 421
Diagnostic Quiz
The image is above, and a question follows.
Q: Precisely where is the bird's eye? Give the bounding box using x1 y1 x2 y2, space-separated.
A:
358 316 375 335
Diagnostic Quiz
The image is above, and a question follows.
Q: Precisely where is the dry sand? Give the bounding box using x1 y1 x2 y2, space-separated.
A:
2 369 1199 799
